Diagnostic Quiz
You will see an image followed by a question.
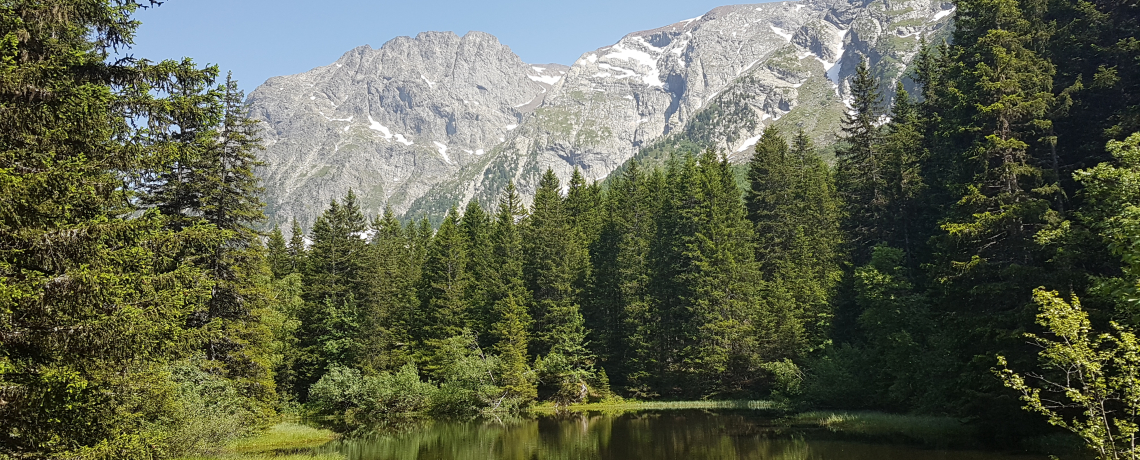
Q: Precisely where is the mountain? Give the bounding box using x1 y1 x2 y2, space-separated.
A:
248 0 954 230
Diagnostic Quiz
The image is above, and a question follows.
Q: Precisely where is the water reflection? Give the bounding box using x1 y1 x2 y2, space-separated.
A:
321 410 1047 460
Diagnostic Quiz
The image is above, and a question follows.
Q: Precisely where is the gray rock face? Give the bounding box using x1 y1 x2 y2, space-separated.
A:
250 0 954 230
247 31 565 228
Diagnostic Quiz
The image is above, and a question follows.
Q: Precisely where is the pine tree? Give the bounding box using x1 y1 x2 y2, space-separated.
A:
362 207 417 372
267 225 291 279
417 207 471 353
460 200 495 347
837 58 886 262
295 191 372 397
489 182 536 403
524 170 594 401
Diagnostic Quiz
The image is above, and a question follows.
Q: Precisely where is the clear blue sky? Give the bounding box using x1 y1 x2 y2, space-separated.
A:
127 0 775 92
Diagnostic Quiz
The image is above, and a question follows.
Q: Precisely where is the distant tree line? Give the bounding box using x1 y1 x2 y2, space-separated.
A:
4 0 1140 457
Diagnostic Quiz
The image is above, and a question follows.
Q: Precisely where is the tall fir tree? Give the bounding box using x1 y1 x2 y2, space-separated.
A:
0 1 275 456
362 208 418 372
416 207 472 376
585 161 662 395
747 127 843 358
489 182 537 403
654 150 763 395
295 191 373 398
524 170 595 401
460 200 496 347
837 58 886 263
878 84 928 263
267 225 292 279
287 217 307 274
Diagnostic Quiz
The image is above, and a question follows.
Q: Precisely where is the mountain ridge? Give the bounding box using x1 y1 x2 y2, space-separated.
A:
249 0 954 231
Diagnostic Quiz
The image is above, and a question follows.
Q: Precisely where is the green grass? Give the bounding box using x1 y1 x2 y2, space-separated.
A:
787 411 974 447
180 455 344 460
531 399 778 413
178 422 342 460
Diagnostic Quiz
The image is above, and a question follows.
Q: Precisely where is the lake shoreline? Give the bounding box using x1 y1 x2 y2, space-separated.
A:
183 404 1080 460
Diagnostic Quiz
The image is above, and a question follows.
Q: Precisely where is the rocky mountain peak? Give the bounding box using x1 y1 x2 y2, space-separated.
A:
250 0 955 232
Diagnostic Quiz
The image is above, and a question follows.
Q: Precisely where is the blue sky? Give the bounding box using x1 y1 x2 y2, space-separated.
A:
127 0 777 92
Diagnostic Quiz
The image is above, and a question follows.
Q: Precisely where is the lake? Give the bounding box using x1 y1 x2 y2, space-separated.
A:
317 409 1051 460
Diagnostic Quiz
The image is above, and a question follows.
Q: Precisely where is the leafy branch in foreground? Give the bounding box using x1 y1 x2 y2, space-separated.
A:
997 288 1140 460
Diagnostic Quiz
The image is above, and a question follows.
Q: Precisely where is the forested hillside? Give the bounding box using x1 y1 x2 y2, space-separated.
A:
4 0 1140 458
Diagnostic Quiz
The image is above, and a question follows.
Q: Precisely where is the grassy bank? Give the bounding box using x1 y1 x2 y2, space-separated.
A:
530 399 778 413
179 422 342 460
787 411 974 447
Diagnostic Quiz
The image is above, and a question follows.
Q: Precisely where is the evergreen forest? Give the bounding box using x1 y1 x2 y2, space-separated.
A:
4 0 1140 459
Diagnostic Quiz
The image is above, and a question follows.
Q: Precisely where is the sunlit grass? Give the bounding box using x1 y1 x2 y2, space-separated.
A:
788 411 973 446
531 399 777 413
178 422 342 460
180 454 344 460
228 422 339 453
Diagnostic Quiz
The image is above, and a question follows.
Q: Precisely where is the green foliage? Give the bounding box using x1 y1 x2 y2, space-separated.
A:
747 127 844 357
0 2 277 458
998 289 1140 460
1076 133 1140 324
308 364 435 421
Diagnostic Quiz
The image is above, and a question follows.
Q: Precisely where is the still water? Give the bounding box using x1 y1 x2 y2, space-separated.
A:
319 410 1049 460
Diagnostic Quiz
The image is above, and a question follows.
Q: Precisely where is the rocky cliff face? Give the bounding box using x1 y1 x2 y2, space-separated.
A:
249 0 954 230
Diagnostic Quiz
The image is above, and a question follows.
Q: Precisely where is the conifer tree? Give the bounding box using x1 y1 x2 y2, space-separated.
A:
585 161 662 395
879 84 928 262
362 208 417 372
460 200 496 346
296 192 372 397
417 207 471 363
837 58 886 262
656 150 763 394
489 182 537 403
747 128 843 357
287 217 307 273
565 167 604 246
524 170 594 401
267 225 291 279
0 2 265 456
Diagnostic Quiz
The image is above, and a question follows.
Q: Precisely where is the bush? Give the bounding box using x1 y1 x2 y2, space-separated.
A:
309 364 436 421
164 359 267 456
428 332 501 414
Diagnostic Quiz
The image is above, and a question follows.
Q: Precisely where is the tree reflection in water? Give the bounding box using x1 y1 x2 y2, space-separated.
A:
320 410 1046 460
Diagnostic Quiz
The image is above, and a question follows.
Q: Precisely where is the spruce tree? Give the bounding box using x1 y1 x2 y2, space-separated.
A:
0 1 259 456
287 217 307 273
565 167 604 246
922 0 1064 421
296 192 372 397
362 208 417 372
656 150 763 394
460 200 495 346
585 161 661 395
417 207 472 367
747 128 843 357
524 170 594 401
837 58 886 262
879 83 928 262
267 225 292 279
489 182 537 403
